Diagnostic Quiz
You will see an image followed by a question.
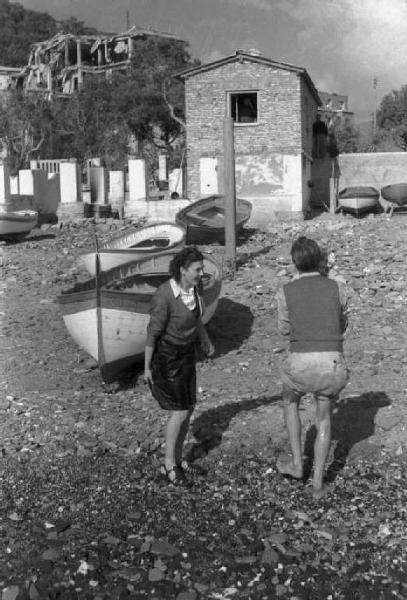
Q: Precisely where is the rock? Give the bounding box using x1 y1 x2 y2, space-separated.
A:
375 413 401 431
150 539 180 557
176 591 197 600
261 548 279 565
41 548 60 561
148 568 165 582
2 587 19 600
28 584 40 600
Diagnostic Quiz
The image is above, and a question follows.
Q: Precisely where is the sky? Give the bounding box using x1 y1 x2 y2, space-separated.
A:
18 0 407 123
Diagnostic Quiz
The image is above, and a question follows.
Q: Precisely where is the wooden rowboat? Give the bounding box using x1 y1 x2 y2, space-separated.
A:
175 195 252 244
79 221 186 275
337 186 380 216
58 251 222 381
381 183 407 207
0 209 38 239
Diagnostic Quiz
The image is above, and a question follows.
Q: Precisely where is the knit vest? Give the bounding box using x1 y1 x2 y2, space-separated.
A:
283 275 343 352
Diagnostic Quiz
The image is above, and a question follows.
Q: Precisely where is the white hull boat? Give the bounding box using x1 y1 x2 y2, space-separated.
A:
79 221 186 275
338 186 380 216
0 210 38 239
58 251 222 380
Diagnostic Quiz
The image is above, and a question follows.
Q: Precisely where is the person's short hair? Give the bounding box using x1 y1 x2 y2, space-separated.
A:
169 245 204 282
291 236 322 272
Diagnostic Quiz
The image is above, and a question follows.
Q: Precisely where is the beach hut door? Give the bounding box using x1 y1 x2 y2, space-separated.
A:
200 158 218 195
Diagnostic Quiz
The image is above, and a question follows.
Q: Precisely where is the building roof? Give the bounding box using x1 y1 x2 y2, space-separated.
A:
30 25 180 52
176 49 321 105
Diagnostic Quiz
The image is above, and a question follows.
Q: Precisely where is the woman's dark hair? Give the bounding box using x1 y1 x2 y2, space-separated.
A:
169 246 204 282
290 236 322 272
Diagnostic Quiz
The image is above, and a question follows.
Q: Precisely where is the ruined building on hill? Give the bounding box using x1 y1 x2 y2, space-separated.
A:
0 25 179 98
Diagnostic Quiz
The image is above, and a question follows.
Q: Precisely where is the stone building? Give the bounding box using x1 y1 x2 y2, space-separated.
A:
318 91 354 129
177 49 321 221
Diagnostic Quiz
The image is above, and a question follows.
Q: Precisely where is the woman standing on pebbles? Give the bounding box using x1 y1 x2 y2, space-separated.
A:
144 246 214 487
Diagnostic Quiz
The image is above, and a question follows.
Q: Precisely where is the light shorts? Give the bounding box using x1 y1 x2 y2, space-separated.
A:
281 351 350 400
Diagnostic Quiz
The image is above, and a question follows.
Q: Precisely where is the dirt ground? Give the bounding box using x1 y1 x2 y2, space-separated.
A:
0 212 406 600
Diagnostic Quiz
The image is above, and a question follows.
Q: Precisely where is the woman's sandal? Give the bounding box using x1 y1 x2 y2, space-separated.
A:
161 465 192 487
178 460 208 478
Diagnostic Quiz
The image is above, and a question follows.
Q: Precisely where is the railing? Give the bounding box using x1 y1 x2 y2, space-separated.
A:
31 160 63 174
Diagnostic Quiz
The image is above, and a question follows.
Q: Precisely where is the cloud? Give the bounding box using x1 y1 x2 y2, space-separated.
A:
276 0 407 119
224 0 273 11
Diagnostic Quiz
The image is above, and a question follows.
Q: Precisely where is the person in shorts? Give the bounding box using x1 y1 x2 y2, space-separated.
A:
276 236 350 499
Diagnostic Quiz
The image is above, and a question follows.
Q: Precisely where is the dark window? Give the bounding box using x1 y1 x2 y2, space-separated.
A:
230 92 258 124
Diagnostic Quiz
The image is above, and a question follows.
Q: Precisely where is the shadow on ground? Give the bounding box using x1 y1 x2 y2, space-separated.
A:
5 233 56 245
303 391 391 483
235 226 278 269
236 226 259 245
206 297 254 359
187 394 281 461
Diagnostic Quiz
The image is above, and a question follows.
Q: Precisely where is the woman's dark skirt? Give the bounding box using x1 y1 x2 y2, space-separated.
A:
151 339 197 411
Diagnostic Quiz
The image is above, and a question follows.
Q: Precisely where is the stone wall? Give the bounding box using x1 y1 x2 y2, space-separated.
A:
337 152 407 210
301 79 318 157
337 152 407 191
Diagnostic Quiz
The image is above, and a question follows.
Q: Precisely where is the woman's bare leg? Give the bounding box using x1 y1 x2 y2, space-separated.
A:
175 409 193 465
165 409 190 470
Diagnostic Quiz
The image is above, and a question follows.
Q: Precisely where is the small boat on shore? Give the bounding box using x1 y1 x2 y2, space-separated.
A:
58 251 222 381
337 186 380 216
79 222 186 275
381 183 407 206
0 209 38 239
175 195 252 244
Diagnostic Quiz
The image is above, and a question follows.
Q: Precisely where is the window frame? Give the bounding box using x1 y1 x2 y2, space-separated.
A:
227 90 259 126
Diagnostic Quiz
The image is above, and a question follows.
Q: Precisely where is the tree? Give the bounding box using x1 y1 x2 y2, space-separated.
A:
376 86 407 151
0 0 98 67
0 0 56 66
0 89 54 173
57 16 98 36
334 121 360 153
49 37 199 173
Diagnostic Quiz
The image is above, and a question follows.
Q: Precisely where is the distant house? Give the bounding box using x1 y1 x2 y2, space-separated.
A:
22 25 179 97
0 66 23 95
177 49 321 221
318 91 354 128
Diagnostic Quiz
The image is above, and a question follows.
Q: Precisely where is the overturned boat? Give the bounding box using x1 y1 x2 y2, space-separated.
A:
337 186 380 216
58 251 222 381
381 183 407 207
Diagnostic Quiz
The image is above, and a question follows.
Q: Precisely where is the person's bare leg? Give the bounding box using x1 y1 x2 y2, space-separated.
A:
313 396 332 498
175 409 192 465
277 385 303 479
165 410 190 470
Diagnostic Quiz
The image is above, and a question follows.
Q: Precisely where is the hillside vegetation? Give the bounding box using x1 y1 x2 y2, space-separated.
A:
0 0 97 67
